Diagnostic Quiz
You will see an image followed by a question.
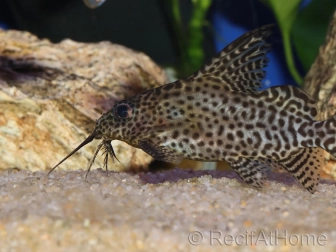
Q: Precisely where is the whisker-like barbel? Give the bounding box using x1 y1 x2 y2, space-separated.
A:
49 132 96 175
85 140 105 179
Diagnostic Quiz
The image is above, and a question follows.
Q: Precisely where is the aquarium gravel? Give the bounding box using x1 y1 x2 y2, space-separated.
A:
0 168 335 251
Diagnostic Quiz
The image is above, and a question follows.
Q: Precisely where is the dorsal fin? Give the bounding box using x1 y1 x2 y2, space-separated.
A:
255 85 318 120
187 24 274 94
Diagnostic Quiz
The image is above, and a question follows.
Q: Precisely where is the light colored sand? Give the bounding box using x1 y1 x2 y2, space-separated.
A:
0 168 335 251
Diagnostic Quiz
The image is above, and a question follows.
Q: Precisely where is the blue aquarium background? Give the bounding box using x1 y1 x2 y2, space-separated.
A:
212 0 296 88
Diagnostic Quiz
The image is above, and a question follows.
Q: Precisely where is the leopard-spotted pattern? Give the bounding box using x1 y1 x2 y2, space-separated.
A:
51 25 336 193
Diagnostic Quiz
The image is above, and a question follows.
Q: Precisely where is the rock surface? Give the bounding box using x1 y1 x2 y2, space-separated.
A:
0 169 335 251
303 11 336 178
0 29 168 172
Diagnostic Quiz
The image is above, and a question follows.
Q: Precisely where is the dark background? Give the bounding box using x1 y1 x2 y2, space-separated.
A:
0 0 216 68
0 0 286 71
1 0 322 85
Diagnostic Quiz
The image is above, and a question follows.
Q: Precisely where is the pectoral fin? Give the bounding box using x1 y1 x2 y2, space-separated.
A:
139 139 184 164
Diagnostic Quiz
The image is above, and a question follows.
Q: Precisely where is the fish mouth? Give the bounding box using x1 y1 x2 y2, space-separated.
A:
49 130 119 177
85 138 120 179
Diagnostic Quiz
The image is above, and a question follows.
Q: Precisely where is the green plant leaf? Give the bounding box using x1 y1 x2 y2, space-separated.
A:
187 0 212 72
167 0 212 78
292 0 336 72
260 0 301 32
259 0 303 84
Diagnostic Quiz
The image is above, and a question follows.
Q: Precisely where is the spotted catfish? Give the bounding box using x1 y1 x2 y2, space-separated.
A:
50 24 336 193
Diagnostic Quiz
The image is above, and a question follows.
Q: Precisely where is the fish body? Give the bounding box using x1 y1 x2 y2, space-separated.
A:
51 25 336 193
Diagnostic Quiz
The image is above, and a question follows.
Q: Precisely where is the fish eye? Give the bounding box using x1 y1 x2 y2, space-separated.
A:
114 103 133 119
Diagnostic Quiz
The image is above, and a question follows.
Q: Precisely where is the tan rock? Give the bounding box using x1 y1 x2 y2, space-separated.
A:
0 28 168 172
303 11 336 179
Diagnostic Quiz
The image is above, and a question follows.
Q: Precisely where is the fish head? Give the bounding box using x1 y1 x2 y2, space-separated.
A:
93 99 138 144
48 99 139 173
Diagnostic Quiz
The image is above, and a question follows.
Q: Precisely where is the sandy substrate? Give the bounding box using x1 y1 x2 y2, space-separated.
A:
0 168 335 252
